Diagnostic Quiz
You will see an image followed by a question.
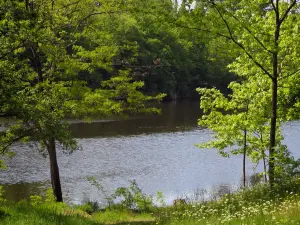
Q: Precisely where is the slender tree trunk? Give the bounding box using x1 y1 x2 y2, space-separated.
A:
269 78 277 187
25 0 29 11
243 129 247 188
262 152 268 183
260 133 268 183
47 137 63 202
269 11 280 187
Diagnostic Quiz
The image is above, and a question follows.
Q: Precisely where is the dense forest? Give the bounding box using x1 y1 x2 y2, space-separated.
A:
75 0 236 99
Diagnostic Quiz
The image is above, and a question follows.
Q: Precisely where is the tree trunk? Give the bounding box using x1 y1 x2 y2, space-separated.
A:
25 0 29 11
262 152 268 183
47 137 63 202
260 133 268 183
269 12 280 186
269 78 277 187
243 129 247 188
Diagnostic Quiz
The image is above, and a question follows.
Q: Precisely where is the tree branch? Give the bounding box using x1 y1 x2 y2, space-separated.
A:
279 0 297 25
230 14 274 54
209 0 273 79
270 0 277 14
78 11 116 25
279 68 300 80
0 133 30 154
59 0 82 10
167 21 232 40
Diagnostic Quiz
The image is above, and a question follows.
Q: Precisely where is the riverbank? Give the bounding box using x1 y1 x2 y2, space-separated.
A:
2 101 300 204
1 180 300 225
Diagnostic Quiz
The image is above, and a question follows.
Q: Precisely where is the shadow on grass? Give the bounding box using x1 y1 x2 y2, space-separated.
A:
0 210 10 219
33 210 156 225
114 222 155 225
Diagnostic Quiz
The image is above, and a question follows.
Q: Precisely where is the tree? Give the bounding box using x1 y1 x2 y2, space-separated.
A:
0 0 165 202
104 0 235 99
197 77 274 187
191 0 300 186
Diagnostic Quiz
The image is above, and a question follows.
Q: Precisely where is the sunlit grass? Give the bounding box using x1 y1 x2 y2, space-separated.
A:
92 210 155 224
157 182 300 225
1 182 300 225
0 203 156 225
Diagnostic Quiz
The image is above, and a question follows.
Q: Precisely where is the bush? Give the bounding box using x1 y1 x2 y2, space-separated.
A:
75 201 99 214
0 186 6 204
111 180 154 211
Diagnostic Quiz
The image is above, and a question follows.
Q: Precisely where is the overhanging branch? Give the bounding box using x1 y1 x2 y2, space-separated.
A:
209 0 273 80
229 14 274 55
279 68 300 80
0 133 29 153
279 0 297 25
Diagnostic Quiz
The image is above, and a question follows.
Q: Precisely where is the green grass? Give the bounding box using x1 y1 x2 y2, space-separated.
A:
0 201 155 225
0 204 96 225
156 181 300 225
1 181 300 225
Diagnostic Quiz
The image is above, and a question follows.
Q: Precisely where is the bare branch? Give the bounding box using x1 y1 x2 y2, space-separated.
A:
230 14 274 54
209 0 273 79
78 11 116 25
270 0 278 14
0 132 31 154
279 68 300 80
60 0 82 18
59 0 82 10
167 20 232 40
279 0 297 25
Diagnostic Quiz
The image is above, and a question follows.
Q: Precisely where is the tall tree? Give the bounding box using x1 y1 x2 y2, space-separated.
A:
0 0 165 201
191 0 300 186
197 78 275 187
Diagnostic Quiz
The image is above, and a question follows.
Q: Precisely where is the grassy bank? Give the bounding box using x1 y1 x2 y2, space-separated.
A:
159 186 300 224
0 201 155 225
1 181 300 225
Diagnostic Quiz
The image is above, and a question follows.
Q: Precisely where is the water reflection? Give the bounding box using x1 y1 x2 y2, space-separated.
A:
1 100 300 205
70 100 201 138
2 182 50 202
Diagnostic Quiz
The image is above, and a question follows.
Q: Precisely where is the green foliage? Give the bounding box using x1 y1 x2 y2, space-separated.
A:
196 79 273 163
0 0 166 202
0 0 166 153
103 0 235 99
30 195 43 206
0 186 6 204
45 188 56 203
158 183 300 225
112 180 154 211
0 189 155 225
2 184 300 225
88 178 166 211
74 201 98 214
272 148 300 192
0 0 163 150
156 191 166 207
196 76 299 185
192 0 300 186
87 176 114 206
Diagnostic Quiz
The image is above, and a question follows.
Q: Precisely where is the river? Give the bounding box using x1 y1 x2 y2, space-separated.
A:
0 100 300 205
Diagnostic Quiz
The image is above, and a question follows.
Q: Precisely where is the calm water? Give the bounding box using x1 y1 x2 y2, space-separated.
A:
1 100 300 205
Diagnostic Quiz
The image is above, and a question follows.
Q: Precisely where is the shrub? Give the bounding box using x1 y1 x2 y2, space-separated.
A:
111 180 154 211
